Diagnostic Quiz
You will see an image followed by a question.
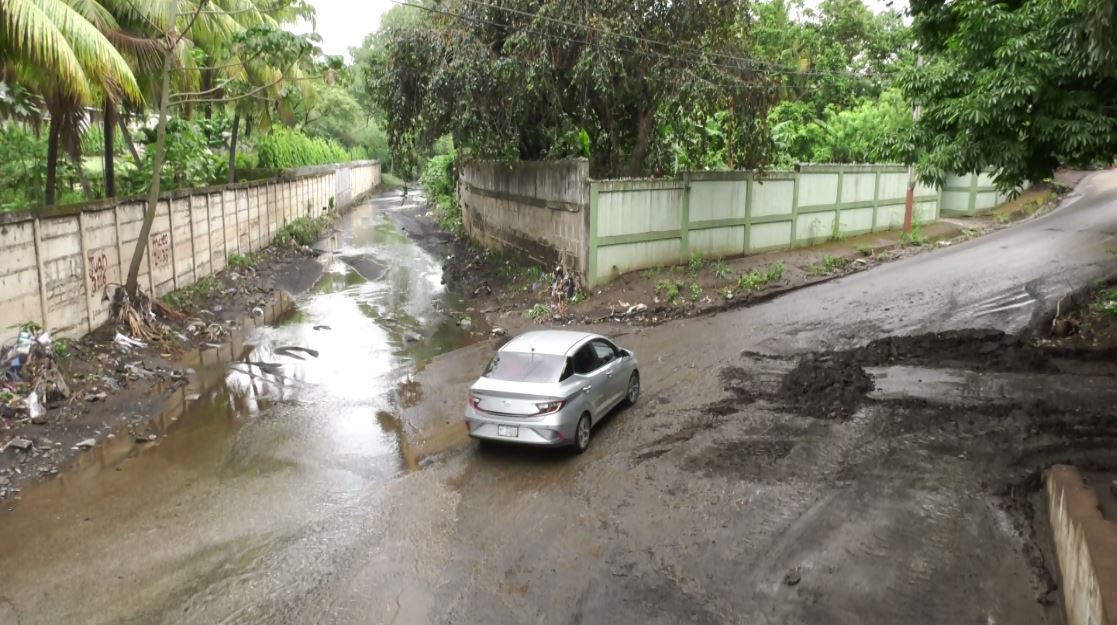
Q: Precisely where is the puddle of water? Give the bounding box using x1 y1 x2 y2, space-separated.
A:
0 195 479 569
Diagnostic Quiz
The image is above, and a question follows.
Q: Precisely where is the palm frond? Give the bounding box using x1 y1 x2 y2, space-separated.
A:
60 0 117 30
33 0 142 102
1 0 95 100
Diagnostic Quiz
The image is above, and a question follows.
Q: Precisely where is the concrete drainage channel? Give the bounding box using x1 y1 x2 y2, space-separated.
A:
1046 465 1117 625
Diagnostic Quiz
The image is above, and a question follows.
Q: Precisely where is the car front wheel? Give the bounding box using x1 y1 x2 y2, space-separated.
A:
623 372 640 407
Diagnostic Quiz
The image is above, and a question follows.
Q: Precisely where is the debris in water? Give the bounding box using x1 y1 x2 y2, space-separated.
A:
784 568 801 586
5 437 34 452
75 438 96 450
313 325 331 331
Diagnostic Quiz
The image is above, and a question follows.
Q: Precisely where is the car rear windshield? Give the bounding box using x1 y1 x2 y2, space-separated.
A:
483 352 567 383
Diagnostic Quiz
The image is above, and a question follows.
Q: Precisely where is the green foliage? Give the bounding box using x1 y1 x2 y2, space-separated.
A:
121 117 224 195
770 90 913 165
275 215 334 247
256 127 360 169
419 151 460 234
522 303 552 320
227 253 255 270
737 261 785 290
805 255 850 276
163 277 221 311
899 221 928 246
688 252 706 274
856 244 873 255
905 0 1117 189
712 259 731 280
1095 288 1117 319
655 279 682 304
0 124 67 211
689 282 703 302
362 0 772 177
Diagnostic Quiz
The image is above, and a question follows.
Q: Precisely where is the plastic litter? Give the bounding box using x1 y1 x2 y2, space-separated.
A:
26 390 43 421
114 332 148 350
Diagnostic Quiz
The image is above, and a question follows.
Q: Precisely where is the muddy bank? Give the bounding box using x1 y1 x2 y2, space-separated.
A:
0 230 328 503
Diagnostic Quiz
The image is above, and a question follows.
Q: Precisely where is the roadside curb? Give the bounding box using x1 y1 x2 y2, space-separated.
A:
1046 464 1117 625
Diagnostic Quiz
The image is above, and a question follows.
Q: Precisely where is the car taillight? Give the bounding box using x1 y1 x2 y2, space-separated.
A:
534 400 566 415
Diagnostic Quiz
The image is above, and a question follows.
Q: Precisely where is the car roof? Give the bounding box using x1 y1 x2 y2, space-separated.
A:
499 330 600 356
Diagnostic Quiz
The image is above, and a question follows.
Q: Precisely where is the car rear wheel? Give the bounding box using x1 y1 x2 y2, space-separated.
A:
623 372 640 407
573 413 591 454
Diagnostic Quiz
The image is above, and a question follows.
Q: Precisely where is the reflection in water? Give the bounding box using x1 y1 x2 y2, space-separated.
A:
221 196 478 465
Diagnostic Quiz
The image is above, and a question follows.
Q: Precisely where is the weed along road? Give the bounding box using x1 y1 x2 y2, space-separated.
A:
1 173 1117 625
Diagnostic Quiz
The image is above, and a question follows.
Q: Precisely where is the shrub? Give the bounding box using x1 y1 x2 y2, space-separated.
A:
256 127 355 169
419 151 460 233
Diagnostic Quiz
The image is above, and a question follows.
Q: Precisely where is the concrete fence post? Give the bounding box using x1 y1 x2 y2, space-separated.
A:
968 173 979 215
166 199 178 291
113 204 125 299
32 218 49 330
187 196 198 284
679 172 692 263
743 173 754 254
77 211 94 334
835 169 845 237
872 168 882 232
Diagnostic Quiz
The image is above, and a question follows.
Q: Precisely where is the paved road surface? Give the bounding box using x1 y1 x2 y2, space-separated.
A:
1 172 1116 625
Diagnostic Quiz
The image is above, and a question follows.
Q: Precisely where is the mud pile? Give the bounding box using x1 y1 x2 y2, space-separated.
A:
778 352 874 420
848 329 1056 373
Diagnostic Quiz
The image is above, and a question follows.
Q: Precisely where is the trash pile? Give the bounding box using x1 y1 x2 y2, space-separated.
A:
1 327 70 424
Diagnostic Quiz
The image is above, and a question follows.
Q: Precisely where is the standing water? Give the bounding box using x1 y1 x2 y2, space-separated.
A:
0 189 478 625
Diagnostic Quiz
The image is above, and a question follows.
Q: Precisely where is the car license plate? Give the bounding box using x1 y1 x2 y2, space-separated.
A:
497 425 518 438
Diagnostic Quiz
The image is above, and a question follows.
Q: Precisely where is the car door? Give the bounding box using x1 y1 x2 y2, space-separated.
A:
590 339 627 409
571 343 609 419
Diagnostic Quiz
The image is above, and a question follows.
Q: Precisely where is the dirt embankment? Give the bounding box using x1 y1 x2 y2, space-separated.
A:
0 243 324 503
428 182 1071 335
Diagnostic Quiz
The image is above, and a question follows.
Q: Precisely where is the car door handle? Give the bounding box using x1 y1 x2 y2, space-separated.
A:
582 385 592 393
606 371 614 378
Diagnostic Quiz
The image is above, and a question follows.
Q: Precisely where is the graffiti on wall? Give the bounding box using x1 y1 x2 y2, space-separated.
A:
87 252 109 292
150 232 170 268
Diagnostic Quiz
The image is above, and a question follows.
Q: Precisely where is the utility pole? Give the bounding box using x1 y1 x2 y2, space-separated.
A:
903 54 924 233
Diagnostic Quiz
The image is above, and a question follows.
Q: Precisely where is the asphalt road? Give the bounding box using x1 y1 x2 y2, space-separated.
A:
1 173 1116 625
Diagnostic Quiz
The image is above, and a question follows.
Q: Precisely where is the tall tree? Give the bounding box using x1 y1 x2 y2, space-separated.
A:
363 0 772 178
904 0 1117 188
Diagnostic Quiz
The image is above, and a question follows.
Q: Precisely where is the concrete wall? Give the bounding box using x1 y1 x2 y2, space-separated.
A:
589 164 939 285
459 159 590 275
0 161 380 344
940 172 1024 216
1047 465 1117 625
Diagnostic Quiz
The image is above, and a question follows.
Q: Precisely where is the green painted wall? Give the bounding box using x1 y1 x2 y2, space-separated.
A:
586 165 986 286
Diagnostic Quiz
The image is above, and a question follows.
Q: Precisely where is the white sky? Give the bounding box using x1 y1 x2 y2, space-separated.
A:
301 0 910 63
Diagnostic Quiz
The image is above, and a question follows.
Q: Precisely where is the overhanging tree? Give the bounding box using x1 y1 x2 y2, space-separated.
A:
903 0 1117 189
363 0 774 178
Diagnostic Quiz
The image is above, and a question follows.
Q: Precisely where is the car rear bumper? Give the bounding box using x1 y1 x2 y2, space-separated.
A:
464 406 578 447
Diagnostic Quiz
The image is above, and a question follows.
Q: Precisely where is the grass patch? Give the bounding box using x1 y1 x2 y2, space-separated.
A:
275 214 335 247
522 303 552 320
688 251 706 275
643 265 663 280
855 244 873 256
227 253 257 270
899 221 928 247
994 211 1012 224
737 261 785 290
163 276 221 311
712 258 731 280
690 282 702 302
381 172 405 189
1095 288 1117 318
805 255 849 277
655 279 682 304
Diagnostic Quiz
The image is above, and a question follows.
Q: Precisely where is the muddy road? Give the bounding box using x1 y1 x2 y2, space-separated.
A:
1 174 1116 625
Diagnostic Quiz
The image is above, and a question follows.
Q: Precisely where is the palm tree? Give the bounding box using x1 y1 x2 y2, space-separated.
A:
0 0 142 204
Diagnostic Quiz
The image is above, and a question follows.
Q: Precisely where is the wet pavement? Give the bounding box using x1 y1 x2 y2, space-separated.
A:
1 174 1117 625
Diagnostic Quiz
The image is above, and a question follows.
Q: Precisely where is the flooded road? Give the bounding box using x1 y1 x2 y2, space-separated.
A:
1 174 1116 625
0 191 477 625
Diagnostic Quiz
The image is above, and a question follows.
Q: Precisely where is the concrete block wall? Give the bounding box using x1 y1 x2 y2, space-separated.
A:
588 164 940 286
459 159 590 276
1047 465 1117 625
0 161 380 344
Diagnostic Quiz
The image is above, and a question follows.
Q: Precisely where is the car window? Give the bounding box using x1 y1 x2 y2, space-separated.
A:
572 345 599 375
559 358 574 381
484 352 567 382
591 340 617 365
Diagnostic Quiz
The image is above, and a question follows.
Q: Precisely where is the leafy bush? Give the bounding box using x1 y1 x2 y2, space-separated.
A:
419 151 460 233
1 124 76 211
274 215 334 247
256 127 358 169
121 117 223 194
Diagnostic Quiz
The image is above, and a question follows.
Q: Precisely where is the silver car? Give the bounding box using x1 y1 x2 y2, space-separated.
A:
465 330 640 453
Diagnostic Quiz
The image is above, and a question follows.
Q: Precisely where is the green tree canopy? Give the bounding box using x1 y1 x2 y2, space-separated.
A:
359 0 774 178
904 0 1117 189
